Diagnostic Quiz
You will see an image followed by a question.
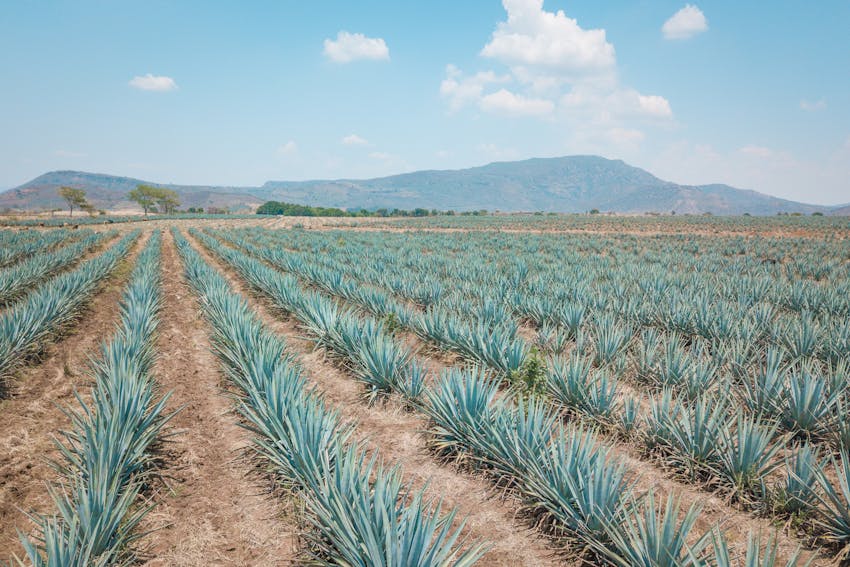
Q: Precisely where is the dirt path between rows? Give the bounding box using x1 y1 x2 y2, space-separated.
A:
0 232 147 556
186 230 563 567
138 229 298 566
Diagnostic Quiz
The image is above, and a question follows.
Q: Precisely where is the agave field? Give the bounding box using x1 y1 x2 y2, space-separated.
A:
1 217 849 566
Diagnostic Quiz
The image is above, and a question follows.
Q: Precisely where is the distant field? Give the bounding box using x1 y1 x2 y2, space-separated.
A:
2 216 848 566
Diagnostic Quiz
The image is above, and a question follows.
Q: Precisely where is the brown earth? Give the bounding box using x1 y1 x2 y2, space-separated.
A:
138 229 299 566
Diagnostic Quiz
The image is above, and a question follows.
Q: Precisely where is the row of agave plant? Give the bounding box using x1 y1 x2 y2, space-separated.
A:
226 226 850 315
197 229 823 565
191 229 426 402
0 228 83 268
426 366 816 566
174 228 486 566
218 229 849 451
366 211 850 237
221 227 850 372
15 231 173 566
0 230 113 307
206 229 528 377
0 230 139 387
209 229 847 560
211 229 849 454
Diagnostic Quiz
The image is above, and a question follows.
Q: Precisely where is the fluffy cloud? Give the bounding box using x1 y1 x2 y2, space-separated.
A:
323 31 389 63
638 94 673 118
342 134 369 146
440 0 671 143
480 89 554 116
440 65 511 112
481 0 615 77
129 74 178 91
662 5 708 40
800 99 826 111
277 141 298 155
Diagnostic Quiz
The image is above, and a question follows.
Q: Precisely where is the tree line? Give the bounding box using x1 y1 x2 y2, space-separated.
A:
256 200 476 217
57 184 181 217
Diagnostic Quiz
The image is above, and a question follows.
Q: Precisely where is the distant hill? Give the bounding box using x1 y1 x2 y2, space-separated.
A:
828 203 850 216
1 156 841 215
0 171 263 213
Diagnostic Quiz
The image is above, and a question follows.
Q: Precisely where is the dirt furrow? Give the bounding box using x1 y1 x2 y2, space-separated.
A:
138 229 298 566
185 230 563 567
0 231 148 555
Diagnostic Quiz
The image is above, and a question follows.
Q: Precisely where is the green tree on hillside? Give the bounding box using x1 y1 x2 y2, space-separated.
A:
58 186 88 217
128 184 180 216
155 189 180 214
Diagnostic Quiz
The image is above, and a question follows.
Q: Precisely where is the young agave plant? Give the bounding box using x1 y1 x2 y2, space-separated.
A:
522 425 633 546
780 312 821 361
716 414 784 501
619 395 642 438
304 446 488 567
424 367 498 460
812 448 850 553
591 315 632 367
780 370 838 439
661 394 729 480
658 334 692 390
352 330 415 403
739 348 786 416
596 491 713 567
481 396 557 480
634 328 661 385
776 442 822 517
711 530 811 567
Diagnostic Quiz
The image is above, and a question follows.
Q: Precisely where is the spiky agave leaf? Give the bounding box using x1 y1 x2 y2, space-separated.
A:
596 491 713 567
812 448 850 554
424 367 498 460
711 530 811 567
716 414 784 501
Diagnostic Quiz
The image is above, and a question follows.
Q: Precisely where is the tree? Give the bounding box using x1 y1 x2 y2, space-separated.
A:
155 189 180 215
128 184 160 217
58 186 88 217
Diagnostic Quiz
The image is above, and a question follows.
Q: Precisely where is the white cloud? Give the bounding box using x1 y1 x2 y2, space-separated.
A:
481 89 554 116
440 65 511 112
662 5 708 40
638 94 673 118
800 99 826 111
342 134 369 146
323 31 389 63
481 0 615 77
439 0 671 143
277 141 298 155
129 74 178 91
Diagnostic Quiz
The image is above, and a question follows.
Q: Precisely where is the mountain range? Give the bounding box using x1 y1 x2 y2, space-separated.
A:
1 156 844 216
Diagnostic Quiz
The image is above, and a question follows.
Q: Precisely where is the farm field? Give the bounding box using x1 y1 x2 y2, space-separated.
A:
1 216 849 566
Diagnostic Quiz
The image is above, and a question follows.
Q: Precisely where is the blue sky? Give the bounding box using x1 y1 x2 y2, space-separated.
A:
1 0 848 204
